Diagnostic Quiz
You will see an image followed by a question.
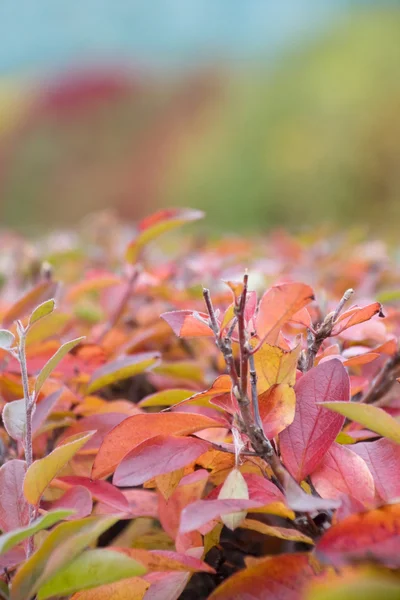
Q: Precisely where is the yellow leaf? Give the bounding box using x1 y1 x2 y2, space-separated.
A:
10 516 117 600
321 402 400 444
218 468 249 531
87 353 160 394
23 431 95 505
252 342 300 394
70 577 149 600
240 518 313 545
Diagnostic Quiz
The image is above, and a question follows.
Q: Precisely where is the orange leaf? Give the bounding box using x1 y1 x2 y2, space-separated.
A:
3 280 58 328
316 504 400 567
208 553 314 600
125 208 204 263
71 577 149 600
161 310 214 338
256 283 314 344
258 383 296 438
91 413 223 479
332 302 384 336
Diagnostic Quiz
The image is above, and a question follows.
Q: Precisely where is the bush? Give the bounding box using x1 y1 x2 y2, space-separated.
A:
0 208 400 599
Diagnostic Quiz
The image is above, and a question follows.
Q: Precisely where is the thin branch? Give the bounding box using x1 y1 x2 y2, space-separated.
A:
361 350 400 405
16 321 35 557
249 352 263 431
301 288 354 372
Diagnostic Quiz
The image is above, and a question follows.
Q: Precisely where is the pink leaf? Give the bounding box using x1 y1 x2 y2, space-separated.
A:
56 476 129 512
42 485 92 519
179 499 263 533
113 435 210 487
280 359 350 481
0 460 29 533
311 443 375 516
352 438 400 503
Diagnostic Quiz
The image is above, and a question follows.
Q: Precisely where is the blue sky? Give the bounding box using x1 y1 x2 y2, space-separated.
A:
0 0 349 76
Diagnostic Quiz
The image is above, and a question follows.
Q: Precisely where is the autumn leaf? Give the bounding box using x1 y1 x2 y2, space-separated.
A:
126 208 204 263
258 383 296 438
2 280 58 328
92 413 223 479
113 435 210 487
316 504 400 567
352 438 400 502
332 302 384 336
161 310 214 338
87 352 161 394
208 553 315 600
321 402 400 444
252 342 300 394
24 431 95 505
218 468 249 531
311 443 376 514
255 282 314 344
280 359 350 481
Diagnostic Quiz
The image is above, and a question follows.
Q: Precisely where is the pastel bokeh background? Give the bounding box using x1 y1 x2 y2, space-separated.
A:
0 1 399 234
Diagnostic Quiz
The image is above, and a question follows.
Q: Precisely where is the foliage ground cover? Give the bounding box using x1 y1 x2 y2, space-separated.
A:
1 208 400 599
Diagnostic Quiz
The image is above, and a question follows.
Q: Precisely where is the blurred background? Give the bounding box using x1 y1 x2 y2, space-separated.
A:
0 0 400 235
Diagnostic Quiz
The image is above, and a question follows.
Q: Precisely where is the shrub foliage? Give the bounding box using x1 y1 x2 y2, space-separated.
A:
0 209 400 599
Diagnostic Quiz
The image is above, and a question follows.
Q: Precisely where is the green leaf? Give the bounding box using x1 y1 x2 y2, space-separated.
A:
10 516 118 600
29 300 56 327
23 431 95 505
87 352 160 394
0 509 73 555
34 336 85 395
0 329 15 350
37 548 146 599
2 399 26 442
320 402 400 444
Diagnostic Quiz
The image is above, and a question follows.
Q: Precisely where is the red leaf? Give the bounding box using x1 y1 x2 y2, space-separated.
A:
55 476 129 512
311 443 375 516
161 310 214 338
113 435 210 486
92 413 222 479
332 302 384 336
316 504 400 567
280 360 350 481
208 553 314 600
0 460 29 533
352 438 400 503
256 282 314 344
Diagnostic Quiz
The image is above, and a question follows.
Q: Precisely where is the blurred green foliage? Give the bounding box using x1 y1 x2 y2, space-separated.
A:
1 8 400 235
167 8 400 234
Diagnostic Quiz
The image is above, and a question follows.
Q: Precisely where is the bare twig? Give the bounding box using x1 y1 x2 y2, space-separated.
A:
16 321 35 557
249 352 263 431
300 288 354 372
361 350 400 405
